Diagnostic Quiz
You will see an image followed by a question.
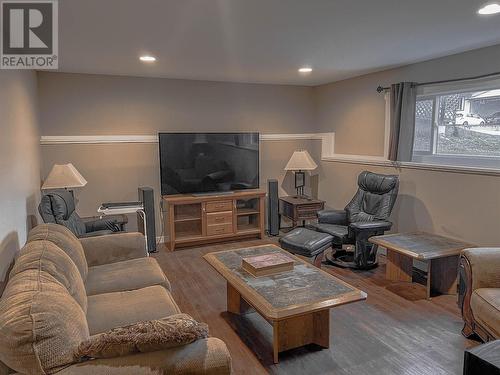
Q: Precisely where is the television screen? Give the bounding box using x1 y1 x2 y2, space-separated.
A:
159 132 260 195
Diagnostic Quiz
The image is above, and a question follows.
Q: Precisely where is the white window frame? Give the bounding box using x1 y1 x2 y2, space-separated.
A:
411 77 500 171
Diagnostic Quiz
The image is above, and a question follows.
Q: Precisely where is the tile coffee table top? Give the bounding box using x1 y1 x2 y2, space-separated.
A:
204 244 367 320
370 232 475 260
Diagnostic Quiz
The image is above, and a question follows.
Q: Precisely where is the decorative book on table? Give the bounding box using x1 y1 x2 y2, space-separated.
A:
241 253 294 277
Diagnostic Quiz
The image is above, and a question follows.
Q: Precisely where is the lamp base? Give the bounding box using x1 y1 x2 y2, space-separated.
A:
294 171 305 196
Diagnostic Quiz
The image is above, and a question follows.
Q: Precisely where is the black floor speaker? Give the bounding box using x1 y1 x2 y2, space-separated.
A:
267 179 279 236
138 187 156 253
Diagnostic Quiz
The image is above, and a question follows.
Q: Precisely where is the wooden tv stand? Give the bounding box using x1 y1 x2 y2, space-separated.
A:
163 190 266 251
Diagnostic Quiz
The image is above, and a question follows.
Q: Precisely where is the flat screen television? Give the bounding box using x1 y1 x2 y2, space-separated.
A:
159 132 260 195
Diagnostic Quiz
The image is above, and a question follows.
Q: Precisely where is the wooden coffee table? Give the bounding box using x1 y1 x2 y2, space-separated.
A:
369 232 474 299
204 244 366 363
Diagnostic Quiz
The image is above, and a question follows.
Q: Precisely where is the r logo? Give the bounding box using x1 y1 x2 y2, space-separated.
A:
1 1 58 68
2 2 52 54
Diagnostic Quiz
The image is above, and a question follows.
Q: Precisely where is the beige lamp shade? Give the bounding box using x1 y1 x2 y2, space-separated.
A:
284 150 317 171
41 163 87 190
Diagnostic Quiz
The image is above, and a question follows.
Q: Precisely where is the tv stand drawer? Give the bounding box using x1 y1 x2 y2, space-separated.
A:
206 211 233 225
206 200 233 212
207 223 233 236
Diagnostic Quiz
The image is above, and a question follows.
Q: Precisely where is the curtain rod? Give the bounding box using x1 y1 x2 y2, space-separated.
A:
376 71 500 93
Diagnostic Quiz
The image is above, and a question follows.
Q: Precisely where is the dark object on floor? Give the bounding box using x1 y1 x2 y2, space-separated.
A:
279 227 333 267
39 190 127 238
279 195 325 228
138 186 157 253
464 340 500 375
267 179 280 236
308 171 399 269
459 247 500 341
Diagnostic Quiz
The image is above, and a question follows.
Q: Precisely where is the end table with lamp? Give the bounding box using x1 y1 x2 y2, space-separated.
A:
280 150 324 228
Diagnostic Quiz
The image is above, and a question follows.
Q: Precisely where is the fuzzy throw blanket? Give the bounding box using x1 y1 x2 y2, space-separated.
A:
75 313 209 359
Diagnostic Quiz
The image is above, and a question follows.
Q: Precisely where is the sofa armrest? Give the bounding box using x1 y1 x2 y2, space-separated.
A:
317 209 347 225
58 338 231 375
461 248 500 291
80 232 147 267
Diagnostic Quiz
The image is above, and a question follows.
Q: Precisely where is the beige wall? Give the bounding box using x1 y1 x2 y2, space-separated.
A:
0 70 40 288
315 44 500 246
38 72 315 135
317 163 499 246
38 72 320 234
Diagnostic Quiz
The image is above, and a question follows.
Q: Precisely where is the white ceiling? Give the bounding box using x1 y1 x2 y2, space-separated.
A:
57 0 500 86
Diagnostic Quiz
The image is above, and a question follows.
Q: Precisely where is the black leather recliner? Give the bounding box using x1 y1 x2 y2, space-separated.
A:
308 171 399 269
38 190 128 238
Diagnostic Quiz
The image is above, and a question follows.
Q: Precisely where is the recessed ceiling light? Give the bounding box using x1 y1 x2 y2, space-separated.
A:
139 55 156 62
478 3 500 14
298 67 312 73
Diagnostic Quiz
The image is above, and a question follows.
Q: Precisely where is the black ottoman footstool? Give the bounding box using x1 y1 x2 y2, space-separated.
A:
279 228 333 267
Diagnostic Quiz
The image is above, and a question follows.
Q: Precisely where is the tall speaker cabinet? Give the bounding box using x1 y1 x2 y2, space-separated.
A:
163 189 265 251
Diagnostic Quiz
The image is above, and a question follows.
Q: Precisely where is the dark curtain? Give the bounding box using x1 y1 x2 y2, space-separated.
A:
388 82 417 161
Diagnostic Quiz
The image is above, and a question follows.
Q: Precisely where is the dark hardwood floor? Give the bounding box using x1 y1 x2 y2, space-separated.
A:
153 237 480 375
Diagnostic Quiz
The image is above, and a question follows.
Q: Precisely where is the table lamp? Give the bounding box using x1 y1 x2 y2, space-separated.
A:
284 150 317 197
41 163 87 190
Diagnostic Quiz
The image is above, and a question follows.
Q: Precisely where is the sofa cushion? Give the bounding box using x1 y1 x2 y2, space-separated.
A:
0 270 89 375
85 257 171 296
87 285 181 335
471 288 500 338
28 223 88 280
10 240 87 312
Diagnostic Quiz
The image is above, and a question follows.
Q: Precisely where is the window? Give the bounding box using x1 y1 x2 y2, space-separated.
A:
411 77 500 170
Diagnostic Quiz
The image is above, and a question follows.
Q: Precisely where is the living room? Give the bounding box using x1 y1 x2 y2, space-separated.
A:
0 1 499 374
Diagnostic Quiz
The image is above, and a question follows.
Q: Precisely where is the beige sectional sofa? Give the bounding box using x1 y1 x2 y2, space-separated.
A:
460 247 500 341
0 223 231 374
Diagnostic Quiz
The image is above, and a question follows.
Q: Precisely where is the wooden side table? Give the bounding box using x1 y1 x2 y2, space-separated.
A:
369 232 474 299
279 196 325 228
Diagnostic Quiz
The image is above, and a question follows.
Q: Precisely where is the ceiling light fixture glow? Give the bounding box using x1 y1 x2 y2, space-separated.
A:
139 55 157 62
478 3 500 14
298 67 312 73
